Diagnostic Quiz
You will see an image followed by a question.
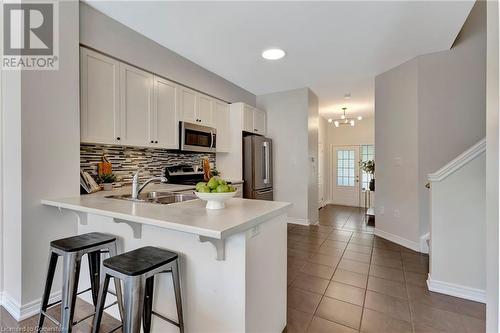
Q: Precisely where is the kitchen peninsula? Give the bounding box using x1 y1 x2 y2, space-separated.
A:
42 184 290 333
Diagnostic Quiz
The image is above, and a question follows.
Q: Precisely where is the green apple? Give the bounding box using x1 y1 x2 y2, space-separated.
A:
207 177 220 190
195 182 207 191
197 185 211 193
216 184 230 193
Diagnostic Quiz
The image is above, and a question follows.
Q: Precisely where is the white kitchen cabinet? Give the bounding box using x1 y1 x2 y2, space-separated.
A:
80 46 226 150
242 104 254 133
153 76 178 149
119 63 154 147
253 108 266 134
240 103 267 135
216 103 267 180
197 94 214 126
180 87 214 126
213 100 230 152
80 48 120 145
180 87 197 124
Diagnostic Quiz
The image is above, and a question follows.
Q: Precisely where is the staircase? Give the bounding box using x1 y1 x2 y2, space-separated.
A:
427 138 486 303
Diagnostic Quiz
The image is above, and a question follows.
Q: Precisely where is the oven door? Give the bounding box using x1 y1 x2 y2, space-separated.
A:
180 122 216 153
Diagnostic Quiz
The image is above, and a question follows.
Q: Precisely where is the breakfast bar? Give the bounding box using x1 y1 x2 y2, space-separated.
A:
42 185 291 333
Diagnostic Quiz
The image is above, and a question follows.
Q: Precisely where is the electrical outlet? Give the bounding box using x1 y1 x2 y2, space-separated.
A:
393 209 400 218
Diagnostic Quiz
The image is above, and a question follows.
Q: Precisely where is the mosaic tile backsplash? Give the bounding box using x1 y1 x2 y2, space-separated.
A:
81 143 215 184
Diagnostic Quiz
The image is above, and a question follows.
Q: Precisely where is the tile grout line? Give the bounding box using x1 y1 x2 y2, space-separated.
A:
357 230 375 333
303 223 354 332
401 251 417 333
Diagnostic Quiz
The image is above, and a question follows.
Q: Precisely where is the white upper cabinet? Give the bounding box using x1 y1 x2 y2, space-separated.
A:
242 104 254 133
119 63 154 147
197 94 214 126
180 86 214 126
180 86 197 123
213 100 230 152
239 103 267 135
80 48 120 144
253 108 266 134
80 46 228 149
153 76 178 149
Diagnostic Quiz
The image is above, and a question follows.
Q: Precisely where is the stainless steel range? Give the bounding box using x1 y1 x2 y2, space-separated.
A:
165 165 205 185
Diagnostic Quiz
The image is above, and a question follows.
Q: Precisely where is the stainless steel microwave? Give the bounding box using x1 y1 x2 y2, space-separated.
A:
179 121 217 153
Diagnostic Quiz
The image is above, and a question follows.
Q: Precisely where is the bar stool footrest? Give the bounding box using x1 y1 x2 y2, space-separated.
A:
152 310 181 328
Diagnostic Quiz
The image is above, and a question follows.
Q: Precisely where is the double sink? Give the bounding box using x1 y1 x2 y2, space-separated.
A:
106 191 197 205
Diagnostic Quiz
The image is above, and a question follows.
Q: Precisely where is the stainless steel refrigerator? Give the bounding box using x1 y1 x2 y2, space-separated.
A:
243 135 273 200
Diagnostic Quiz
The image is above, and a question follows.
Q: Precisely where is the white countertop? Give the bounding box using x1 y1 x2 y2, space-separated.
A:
41 183 290 240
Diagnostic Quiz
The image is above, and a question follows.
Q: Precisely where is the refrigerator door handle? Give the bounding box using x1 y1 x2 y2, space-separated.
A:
263 141 270 185
256 189 273 195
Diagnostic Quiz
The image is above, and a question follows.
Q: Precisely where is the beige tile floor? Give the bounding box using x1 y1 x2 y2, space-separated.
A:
286 205 486 333
0 205 486 333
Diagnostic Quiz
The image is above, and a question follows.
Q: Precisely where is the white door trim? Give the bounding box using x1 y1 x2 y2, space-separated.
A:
330 145 360 207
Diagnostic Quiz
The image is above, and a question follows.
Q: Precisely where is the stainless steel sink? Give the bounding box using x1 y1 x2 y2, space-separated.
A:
105 191 197 205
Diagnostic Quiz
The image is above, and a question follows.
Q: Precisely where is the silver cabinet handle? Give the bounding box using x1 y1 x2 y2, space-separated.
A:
263 141 270 185
256 189 273 195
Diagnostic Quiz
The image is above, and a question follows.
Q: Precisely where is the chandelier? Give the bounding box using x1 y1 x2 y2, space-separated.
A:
328 107 362 127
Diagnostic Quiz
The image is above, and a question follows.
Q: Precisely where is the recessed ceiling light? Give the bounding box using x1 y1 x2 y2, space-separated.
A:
357 116 363 120
328 118 333 123
262 48 286 60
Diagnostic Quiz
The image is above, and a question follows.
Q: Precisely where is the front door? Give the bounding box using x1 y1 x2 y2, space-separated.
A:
332 146 360 207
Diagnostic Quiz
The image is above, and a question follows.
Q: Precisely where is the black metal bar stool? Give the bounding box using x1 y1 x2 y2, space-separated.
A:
38 232 124 333
92 246 184 333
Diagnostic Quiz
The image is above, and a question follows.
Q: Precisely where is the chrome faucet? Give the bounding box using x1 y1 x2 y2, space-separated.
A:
131 169 168 200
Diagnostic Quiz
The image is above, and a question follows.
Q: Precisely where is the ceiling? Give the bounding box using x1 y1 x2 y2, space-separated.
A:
85 1 474 119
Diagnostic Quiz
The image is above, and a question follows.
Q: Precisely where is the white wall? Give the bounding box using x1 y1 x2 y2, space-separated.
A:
1 1 80 318
327 117 375 147
318 117 329 206
486 0 499 330
429 151 486 301
374 1 486 250
79 2 255 106
417 1 486 238
308 90 319 224
375 59 420 248
257 88 318 225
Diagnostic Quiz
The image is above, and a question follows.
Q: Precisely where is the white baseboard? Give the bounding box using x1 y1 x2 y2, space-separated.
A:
374 228 421 252
1 290 62 322
427 274 486 303
287 217 310 226
420 232 430 254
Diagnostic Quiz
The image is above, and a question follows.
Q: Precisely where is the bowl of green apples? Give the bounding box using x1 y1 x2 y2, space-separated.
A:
194 176 237 209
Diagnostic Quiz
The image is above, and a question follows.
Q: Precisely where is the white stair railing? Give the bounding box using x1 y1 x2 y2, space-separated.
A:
427 138 486 303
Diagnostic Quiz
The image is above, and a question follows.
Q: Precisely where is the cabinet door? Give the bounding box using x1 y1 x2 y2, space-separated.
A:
197 94 214 126
119 63 154 147
153 76 178 149
80 48 120 144
253 108 266 135
213 100 230 152
242 104 254 133
180 87 197 123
